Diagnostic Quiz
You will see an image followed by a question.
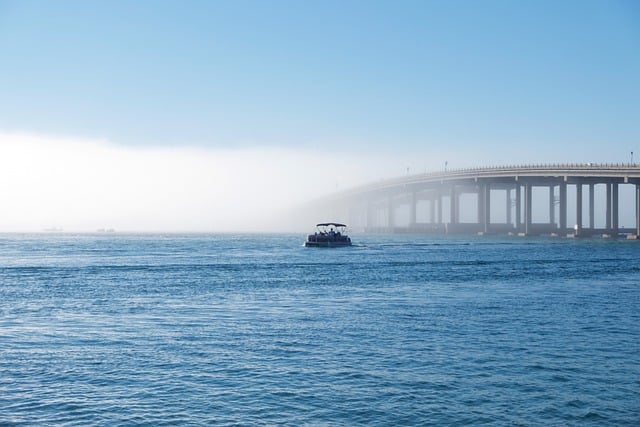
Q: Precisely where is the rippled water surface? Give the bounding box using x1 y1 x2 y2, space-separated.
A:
1 233 639 425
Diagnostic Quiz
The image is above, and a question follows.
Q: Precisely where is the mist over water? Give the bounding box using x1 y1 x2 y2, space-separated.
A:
3 132 635 233
0 132 437 232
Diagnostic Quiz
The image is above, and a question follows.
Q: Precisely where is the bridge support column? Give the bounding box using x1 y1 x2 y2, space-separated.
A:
477 185 483 230
429 193 436 224
589 183 595 232
483 183 490 233
409 191 417 227
477 183 489 234
549 185 555 227
636 184 640 236
559 181 567 235
515 184 522 232
606 183 612 231
524 183 532 235
437 188 443 225
576 183 583 236
612 183 619 236
506 189 512 226
387 195 394 231
450 185 458 228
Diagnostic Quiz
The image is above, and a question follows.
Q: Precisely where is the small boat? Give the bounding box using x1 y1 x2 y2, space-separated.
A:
305 223 352 247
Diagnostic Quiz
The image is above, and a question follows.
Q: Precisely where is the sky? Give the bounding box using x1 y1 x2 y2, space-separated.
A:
0 0 638 231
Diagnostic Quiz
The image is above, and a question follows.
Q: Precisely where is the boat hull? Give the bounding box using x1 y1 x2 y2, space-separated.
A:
304 233 352 247
304 240 352 248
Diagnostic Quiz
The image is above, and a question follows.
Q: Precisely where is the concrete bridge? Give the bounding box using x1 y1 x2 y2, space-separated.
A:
316 164 640 237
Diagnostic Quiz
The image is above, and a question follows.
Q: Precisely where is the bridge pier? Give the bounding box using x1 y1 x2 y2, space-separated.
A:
559 181 567 234
450 185 457 226
387 194 394 230
429 193 436 224
524 182 532 235
576 182 583 236
477 183 490 234
606 183 612 231
409 191 417 227
549 185 555 227
637 184 640 237
589 183 595 230
515 184 522 232
612 182 619 235
506 189 512 226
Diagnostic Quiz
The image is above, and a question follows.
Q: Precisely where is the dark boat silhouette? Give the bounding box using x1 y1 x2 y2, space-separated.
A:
304 223 352 247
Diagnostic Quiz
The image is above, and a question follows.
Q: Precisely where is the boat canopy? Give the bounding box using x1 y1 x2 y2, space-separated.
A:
316 222 347 227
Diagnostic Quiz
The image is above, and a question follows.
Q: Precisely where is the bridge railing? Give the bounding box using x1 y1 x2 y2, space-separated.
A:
435 163 639 174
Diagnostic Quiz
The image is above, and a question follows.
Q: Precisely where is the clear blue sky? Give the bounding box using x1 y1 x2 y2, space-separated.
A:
0 0 639 163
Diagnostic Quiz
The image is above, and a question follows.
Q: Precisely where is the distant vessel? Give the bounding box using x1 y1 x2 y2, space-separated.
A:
43 227 63 232
305 223 352 247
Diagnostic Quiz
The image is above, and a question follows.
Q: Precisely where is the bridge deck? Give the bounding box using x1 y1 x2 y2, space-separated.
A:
309 164 640 237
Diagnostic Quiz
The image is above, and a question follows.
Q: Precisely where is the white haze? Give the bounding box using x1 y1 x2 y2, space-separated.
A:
0 132 451 233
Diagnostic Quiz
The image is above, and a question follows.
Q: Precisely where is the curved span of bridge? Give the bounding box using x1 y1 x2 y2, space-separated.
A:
318 163 640 237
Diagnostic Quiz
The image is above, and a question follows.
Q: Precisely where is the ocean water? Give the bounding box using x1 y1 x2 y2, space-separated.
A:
0 233 638 426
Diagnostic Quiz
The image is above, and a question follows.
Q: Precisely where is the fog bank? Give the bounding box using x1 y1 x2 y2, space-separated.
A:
0 132 443 232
